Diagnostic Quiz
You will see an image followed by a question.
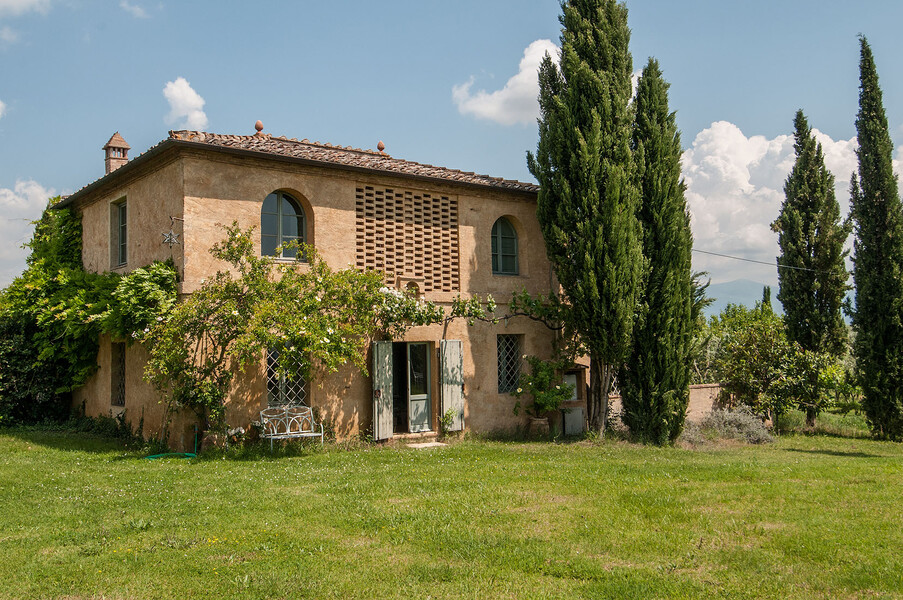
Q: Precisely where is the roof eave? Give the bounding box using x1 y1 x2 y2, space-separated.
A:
173 140 539 197
54 138 538 211
53 139 180 210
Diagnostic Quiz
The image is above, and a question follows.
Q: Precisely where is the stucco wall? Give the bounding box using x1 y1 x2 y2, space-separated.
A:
73 337 200 451
176 153 551 299
73 150 565 444
79 159 185 278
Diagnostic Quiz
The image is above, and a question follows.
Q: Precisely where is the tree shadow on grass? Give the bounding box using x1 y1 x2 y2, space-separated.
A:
782 428 873 441
783 447 881 459
2 428 141 456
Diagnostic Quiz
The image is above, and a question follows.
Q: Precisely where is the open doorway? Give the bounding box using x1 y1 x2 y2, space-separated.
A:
391 342 431 433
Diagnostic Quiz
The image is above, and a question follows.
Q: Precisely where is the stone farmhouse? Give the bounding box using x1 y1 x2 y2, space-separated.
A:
56 125 588 449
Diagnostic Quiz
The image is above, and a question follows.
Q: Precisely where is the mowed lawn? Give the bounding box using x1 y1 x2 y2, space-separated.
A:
0 427 901 599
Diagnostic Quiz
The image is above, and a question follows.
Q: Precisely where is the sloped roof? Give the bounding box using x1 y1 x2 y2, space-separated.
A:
166 130 538 193
102 132 130 150
57 129 538 210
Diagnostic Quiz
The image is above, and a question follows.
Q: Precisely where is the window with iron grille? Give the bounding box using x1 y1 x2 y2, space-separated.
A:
111 342 126 407
497 334 522 393
266 347 308 407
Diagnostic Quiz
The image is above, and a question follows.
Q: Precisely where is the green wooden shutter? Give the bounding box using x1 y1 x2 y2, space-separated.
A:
440 340 464 431
372 341 393 441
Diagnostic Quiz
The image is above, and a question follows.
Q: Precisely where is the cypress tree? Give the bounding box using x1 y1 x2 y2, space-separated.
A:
528 0 644 433
772 110 849 360
619 58 693 444
851 36 903 440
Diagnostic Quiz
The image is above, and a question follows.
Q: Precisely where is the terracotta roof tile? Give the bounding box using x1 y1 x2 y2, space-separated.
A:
103 131 130 150
56 129 538 209
168 130 539 193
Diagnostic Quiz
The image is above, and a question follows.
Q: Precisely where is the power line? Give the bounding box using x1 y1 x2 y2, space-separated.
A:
692 248 826 273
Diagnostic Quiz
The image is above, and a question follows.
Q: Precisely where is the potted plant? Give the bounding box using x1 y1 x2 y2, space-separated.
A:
513 355 575 436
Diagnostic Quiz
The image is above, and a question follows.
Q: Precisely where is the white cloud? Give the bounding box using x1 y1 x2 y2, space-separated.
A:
0 98 6 119
119 0 147 19
453 39 558 126
163 77 208 130
630 69 641 101
0 180 55 287
0 0 49 17
682 121 861 286
0 26 19 44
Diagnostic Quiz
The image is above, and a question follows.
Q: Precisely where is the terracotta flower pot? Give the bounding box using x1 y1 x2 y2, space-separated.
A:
528 416 550 437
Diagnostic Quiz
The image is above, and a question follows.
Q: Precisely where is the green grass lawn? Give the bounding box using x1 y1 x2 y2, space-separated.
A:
1 422 901 599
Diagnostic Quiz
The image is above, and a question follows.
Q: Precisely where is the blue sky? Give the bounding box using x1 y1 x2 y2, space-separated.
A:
3 0 903 292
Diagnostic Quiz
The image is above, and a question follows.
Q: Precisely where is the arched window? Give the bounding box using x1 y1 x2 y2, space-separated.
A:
491 217 518 275
261 191 306 259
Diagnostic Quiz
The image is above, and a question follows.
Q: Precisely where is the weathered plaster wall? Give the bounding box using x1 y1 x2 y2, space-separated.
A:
73 337 200 451
79 159 185 277
176 153 552 299
75 150 567 443
74 159 195 448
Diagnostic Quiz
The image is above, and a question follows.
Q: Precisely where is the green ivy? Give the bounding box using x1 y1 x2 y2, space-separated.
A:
0 200 178 425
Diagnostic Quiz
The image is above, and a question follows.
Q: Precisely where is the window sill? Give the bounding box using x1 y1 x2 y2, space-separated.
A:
270 257 308 264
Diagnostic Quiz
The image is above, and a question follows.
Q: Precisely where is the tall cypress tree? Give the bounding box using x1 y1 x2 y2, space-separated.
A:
528 0 644 433
851 36 903 440
619 58 693 444
772 110 849 359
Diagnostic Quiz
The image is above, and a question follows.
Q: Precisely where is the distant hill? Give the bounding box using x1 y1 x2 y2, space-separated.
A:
701 278 854 322
702 279 781 317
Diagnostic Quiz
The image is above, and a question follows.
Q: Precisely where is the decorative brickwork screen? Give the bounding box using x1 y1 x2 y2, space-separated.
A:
355 186 460 292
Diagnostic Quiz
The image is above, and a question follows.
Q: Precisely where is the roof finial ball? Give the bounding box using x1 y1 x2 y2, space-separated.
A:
255 120 264 133
377 140 385 152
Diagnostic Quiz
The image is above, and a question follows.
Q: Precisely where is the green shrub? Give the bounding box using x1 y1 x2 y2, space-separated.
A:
702 408 774 444
680 409 774 446
512 356 574 418
0 202 178 426
677 421 706 446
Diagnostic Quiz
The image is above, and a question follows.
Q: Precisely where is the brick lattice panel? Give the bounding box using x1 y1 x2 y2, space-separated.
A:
355 186 460 292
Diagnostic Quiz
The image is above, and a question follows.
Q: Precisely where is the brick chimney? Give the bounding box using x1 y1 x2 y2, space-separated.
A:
103 132 130 175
